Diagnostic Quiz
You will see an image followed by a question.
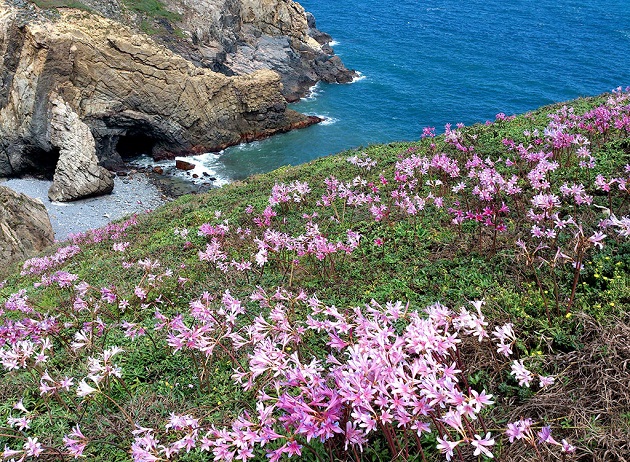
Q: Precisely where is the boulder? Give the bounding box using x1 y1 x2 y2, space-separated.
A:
0 185 54 265
47 95 114 202
175 159 196 171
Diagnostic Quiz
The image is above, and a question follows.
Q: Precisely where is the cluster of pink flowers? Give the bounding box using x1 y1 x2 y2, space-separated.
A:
506 419 575 454
69 215 139 245
20 245 81 276
119 288 575 462
269 181 312 207
346 152 377 170
193 193 363 280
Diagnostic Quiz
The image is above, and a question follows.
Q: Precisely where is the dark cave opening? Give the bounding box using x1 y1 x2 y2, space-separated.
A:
116 133 157 159
27 146 60 180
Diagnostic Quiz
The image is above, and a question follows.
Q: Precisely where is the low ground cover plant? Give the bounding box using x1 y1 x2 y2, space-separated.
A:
1 89 629 461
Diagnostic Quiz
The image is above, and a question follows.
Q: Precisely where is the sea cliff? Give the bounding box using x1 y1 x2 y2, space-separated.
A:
0 0 353 200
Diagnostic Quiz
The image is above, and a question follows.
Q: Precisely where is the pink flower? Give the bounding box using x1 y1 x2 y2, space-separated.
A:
561 439 576 453
539 375 555 388
505 418 532 442
471 433 495 458
112 242 130 252
63 425 88 458
77 379 98 397
537 426 558 445
510 360 533 387
469 389 494 412
2 447 22 459
7 416 31 431
588 231 606 249
436 435 459 461
134 286 148 300
24 437 43 457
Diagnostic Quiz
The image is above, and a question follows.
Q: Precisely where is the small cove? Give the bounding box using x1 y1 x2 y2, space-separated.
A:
6 1 630 240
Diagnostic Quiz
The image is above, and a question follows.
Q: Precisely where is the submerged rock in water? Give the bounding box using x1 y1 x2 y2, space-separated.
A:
175 159 196 171
0 185 54 265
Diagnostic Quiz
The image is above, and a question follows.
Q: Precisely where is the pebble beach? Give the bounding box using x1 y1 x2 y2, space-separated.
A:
1 173 168 242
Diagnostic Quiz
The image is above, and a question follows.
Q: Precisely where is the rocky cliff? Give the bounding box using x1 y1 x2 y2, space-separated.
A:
0 184 54 264
60 0 355 102
0 1 327 200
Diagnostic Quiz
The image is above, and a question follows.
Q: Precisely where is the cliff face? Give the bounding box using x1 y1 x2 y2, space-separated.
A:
62 0 356 102
0 2 319 200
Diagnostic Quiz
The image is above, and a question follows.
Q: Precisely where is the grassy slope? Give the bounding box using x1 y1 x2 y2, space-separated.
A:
28 0 184 36
1 93 629 461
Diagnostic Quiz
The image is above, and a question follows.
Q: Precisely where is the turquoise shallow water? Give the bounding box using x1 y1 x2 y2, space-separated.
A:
174 0 630 182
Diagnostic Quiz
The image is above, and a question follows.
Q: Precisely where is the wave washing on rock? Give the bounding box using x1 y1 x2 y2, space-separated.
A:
127 154 232 189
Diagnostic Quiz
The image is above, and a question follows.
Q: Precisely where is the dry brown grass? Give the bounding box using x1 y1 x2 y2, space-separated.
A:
500 313 630 461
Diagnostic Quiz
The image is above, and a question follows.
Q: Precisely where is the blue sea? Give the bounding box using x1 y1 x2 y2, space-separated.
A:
169 0 630 183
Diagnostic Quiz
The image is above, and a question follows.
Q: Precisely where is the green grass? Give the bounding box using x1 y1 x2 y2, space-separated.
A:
29 0 184 37
1 93 629 460
122 0 181 22
30 0 92 11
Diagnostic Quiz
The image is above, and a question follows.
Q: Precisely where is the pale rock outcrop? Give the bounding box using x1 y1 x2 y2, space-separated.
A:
60 0 356 102
0 185 54 264
0 3 318 198
47 95 114 201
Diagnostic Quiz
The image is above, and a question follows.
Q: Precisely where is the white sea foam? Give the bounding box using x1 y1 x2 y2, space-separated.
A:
302 82 322 102
329 40 340 47
174 154 230 187
309 114 338 126
351 71 366 83
127 153 231 187
231 141 260 151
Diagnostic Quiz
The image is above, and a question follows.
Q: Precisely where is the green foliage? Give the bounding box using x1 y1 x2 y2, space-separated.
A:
30 0 92 11
139 19 161 35
122 0 181 22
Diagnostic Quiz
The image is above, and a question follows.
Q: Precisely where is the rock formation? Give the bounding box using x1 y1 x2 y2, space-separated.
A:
47 95 114 201
69 0 356 102
0 185 54 264
0 0 354 201
0 2 324 200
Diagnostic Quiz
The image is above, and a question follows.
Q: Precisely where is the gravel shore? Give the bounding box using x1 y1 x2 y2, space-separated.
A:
1 173 168 242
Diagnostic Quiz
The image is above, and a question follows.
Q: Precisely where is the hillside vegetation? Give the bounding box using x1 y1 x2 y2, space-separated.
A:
1 90 630 461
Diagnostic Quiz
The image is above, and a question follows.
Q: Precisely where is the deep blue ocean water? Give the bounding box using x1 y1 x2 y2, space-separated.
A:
176 0 630 183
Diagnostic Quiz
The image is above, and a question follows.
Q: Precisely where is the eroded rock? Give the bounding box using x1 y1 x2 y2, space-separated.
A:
0 3 319 198
158 0 356 101
47 95 114 202
0 185 54 265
